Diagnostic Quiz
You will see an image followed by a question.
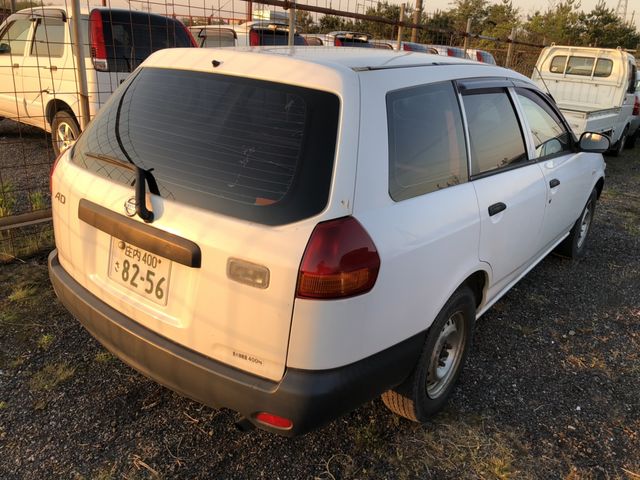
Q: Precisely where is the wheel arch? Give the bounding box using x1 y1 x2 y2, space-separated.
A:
594 177 605 199
45 99 78 126
460 269 489 309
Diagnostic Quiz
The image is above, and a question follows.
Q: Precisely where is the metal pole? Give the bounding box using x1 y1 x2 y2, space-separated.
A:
10 0 16 14
463 18 471 56
411 0 422 43
397 3 405 50
288 0 296 46
70 0 91 129
247 0 252 21
505 26 516 69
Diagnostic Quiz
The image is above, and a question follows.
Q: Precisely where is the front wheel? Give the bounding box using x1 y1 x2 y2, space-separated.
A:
554 189 597 259
51 110 80 156
381 286 475 422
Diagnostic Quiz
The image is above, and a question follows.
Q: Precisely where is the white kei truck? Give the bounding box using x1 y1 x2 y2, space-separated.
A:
532 45 638 155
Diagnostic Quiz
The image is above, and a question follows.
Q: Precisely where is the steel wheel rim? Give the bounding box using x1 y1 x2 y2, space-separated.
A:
56 122 75 151
576 201 592 249
427 311 465 398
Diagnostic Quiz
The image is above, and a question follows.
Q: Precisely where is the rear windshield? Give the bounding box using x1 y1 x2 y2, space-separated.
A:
336 38 372 47
254 29 306 46
549 55 613 78
72 68 340 225
99 11 193 72
195 28 236 47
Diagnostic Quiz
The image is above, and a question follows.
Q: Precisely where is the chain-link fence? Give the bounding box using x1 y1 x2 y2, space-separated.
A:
0 0 543 262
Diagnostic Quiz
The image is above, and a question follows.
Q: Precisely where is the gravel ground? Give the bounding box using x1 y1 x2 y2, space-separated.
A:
0 144 638 480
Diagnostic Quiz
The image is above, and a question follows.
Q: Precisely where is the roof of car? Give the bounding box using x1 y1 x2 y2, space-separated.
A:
148 45 511 71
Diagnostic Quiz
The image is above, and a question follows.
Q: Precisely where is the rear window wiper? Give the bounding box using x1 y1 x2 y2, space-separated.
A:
85 152 159 223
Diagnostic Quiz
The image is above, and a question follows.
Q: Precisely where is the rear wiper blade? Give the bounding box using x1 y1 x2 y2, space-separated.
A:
86 152 159 224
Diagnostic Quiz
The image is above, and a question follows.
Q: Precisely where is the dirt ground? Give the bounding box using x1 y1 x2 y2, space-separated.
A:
0 144 639 479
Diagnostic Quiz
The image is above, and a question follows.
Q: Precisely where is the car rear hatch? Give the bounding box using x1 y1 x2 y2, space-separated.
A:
51 64 343 381
250 24 306 46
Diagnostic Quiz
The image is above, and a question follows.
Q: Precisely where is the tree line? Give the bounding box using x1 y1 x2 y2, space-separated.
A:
297 0 640 49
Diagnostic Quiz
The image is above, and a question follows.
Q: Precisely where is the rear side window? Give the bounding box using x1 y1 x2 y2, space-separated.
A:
387 82 468 201
72 68 340 226
31 17 65 57
100 11 193 72
463 90 527 176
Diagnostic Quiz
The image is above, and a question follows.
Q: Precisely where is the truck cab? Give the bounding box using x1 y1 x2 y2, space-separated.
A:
532 46 637 155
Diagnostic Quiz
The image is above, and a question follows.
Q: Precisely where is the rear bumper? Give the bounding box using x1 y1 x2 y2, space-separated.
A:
48 249 425 436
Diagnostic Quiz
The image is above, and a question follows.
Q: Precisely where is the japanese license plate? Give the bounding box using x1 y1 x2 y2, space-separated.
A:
108 238 171 306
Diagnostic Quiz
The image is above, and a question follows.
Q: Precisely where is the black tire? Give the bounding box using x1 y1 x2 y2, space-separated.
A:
51 110 80 156
608 127 628 157
554 189 597 259
381 286 475 422
626 129 638 149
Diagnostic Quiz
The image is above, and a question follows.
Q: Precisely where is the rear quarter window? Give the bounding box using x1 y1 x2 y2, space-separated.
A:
71 68 340 226
387 81 468 201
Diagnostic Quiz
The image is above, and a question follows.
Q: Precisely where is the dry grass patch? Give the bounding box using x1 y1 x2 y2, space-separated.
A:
29 362 75 393
7 283 38 302
37 333 54 350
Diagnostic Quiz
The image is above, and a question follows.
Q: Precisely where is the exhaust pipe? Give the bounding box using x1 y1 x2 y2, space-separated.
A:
234 416 255 432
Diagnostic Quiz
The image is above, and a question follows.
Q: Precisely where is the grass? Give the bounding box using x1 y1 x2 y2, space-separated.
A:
0 401 7 410
37 334 54 350
94 351 115 364
29 362 75 393
0 181 16 218
7 283 38 302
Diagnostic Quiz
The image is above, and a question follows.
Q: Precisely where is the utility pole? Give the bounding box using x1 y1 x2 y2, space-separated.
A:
411 0 423 43
397 3 405 51
462 18 471 56
288 0 296 46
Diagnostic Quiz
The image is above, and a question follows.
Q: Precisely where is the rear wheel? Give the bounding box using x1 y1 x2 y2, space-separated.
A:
609 127 628 157
554 189 597 259
381 286 475 422
51 110 80 156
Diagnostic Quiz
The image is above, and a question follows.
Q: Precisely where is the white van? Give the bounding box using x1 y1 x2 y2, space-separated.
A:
532 46 637 155
0 6 196 154
49 47 608 436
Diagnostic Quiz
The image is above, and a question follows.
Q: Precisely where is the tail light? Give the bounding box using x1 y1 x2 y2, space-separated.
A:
447 48 455 57
633 97 639 116
249 29 260 46
180 22 198 47
255 412 293 429
476 51 483 62
402 43 412 51
89 10 108 71
296 217 380 299
334 37 343 47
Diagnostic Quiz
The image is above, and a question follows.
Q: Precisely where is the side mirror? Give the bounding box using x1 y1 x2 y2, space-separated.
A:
579 132 610 153
0 43 10 54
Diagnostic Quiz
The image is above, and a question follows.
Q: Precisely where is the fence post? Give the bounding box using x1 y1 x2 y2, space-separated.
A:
10 0 16 13
397 3 405 50
70 0 91 130
411 0 422 43
505 26 516 69
288 0 296 46
463 18 471 56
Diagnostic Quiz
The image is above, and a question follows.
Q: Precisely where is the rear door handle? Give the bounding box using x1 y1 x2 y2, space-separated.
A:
550 178 561 188
488 202 507 216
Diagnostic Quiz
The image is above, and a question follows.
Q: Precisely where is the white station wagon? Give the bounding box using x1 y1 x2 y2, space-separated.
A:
48 47 608 436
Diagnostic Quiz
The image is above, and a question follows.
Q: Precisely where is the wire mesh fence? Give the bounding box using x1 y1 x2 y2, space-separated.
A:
0 0 544 262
